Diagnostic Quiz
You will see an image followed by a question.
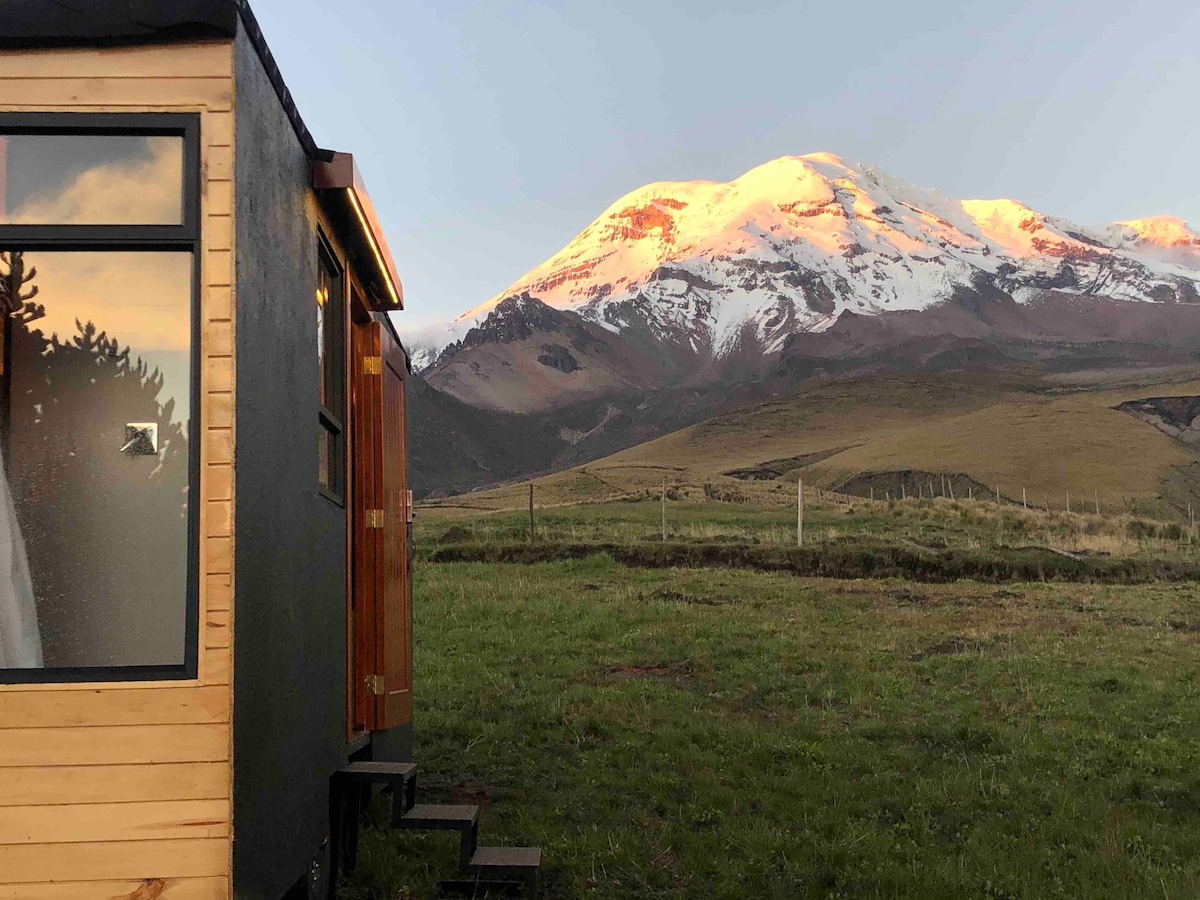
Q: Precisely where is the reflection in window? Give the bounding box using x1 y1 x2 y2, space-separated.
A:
0 134 183 225
0 251 191 669
317 242 344 497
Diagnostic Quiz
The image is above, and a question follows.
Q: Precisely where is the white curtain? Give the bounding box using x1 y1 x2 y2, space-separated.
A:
0 447 40 668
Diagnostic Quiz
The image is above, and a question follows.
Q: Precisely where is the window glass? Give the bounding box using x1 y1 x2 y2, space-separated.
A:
317 252 344 416
0 250 192 669
318 426 335 492
0 134 184 225
317 245 345 497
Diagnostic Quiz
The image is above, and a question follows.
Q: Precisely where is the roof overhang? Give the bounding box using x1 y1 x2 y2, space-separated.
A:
312 152 404 311
0 2 321 157
0 1 240 47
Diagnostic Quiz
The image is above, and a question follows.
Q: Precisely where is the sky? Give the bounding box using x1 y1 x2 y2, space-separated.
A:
250 0 1200 330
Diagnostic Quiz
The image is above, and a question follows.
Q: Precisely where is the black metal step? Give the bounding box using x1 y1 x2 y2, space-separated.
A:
330 762 421 896
452 846 541 896
339 760 418 781
398 803 480 868
399 803 479 828
334 760 420 823
468 845 542 873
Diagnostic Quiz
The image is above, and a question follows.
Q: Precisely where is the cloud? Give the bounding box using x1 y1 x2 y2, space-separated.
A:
26 251 192 353
3 138 183 225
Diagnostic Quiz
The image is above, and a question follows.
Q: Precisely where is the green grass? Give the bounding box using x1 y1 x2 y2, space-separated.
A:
343 553 1200 899
421 498 1200 560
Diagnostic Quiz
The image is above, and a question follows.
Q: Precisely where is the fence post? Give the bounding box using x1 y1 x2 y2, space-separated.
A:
529 483 535 543
662 477 667 542
797 479 804 548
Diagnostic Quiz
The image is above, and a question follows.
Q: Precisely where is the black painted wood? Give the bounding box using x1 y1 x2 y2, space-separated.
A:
232 26 347 900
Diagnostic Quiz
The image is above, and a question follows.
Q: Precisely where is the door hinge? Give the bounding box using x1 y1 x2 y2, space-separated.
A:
365 674 386 695
406 490 415 523
365 508 384 528
362 355 382 375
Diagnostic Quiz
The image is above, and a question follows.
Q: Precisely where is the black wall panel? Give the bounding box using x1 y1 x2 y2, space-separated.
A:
232 27 348 900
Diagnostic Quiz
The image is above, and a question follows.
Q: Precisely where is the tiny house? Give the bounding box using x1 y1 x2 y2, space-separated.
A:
0 3 420 897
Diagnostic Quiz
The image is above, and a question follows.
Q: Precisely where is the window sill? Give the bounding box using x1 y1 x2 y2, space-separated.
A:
0 664 197 686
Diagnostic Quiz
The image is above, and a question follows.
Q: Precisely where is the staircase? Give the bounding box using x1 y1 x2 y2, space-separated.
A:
329 761 541 897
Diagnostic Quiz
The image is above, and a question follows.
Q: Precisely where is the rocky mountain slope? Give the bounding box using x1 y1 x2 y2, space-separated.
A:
403 152 1200 497
408 153 1200 414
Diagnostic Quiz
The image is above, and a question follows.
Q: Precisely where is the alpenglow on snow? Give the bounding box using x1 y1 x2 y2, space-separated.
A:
407 153 1200 369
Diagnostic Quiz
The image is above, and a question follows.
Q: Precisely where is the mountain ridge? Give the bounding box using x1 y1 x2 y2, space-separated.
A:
406 153 1200 382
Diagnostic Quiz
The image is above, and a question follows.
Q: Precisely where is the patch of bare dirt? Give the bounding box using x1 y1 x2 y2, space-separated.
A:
910 636 988 661
601 660 698 690
448 778 491 812
649 587 723 606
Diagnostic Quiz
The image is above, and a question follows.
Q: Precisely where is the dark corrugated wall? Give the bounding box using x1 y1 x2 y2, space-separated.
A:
231 26 348 900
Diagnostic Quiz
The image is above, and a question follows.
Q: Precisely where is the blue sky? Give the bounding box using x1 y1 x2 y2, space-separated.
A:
251 0 1200 328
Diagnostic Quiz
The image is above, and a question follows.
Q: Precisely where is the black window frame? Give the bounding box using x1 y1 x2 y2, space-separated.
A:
0 111 202 685
317 230 346 506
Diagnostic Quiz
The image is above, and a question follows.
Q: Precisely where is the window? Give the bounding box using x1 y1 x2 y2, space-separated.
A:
0 133 184 225
317 236 345 501
0 113 200 683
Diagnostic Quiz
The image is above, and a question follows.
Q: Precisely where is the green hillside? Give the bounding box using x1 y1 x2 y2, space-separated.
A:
420 370 1200 521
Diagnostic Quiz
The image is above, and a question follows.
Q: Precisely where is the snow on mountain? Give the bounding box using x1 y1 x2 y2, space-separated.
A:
406 154 1200 369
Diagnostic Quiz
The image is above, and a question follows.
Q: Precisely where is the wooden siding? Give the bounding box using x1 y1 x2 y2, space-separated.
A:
0 41 237 898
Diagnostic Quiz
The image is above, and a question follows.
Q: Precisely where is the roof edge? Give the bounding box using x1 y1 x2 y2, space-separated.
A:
233 1 318 158
313 152 405 311
0 1 318 158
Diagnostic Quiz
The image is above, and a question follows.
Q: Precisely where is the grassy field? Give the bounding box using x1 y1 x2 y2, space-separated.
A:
341 493 1200 899
370 370 1200 897
344 554 1200 899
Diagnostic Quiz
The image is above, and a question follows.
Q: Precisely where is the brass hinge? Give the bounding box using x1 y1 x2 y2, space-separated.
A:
362 355 382 375
365 674 386 695
365 508 384 528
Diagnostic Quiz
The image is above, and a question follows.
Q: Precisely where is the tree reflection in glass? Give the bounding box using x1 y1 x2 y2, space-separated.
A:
0 251 191 669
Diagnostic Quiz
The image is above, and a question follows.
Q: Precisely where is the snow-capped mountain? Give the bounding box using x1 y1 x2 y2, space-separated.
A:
406 153 1200 374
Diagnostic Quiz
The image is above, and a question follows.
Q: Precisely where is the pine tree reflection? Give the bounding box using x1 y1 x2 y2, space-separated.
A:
0 250 40 668
2 251 190 669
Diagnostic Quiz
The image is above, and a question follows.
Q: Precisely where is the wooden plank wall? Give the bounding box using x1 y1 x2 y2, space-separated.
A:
0 42 236 900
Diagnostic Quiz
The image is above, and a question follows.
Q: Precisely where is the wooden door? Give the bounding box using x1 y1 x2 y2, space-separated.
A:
377 327 412 727
351 318 413 732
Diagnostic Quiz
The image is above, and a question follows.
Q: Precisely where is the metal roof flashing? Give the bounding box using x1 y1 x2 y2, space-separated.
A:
313 152 405 312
